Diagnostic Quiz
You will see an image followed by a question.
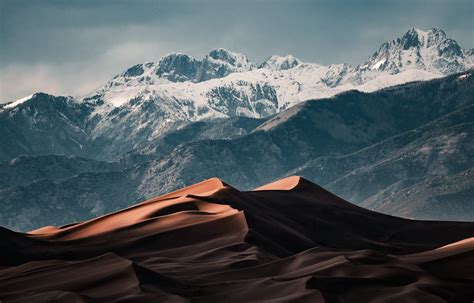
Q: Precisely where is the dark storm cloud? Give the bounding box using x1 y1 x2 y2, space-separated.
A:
0 0 472 101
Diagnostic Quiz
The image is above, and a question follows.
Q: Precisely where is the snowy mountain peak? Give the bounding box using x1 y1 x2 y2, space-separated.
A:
122 64 145 77
155 53 200 82
197 48 255 81
400 28 424 49
84 26 472 138
365 28 472 74
113 49 256 85
207 48 254 69
159 52 197 63
400 28 453 50
260 55 302 70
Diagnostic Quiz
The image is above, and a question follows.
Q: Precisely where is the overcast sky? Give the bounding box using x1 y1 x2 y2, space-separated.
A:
0 0 473 102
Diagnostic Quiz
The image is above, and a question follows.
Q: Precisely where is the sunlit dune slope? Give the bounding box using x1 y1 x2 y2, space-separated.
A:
1 176 473 302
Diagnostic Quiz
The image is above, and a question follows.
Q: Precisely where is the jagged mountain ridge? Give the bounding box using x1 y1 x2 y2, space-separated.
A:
144 48 256 84
91 27 472 110
1 28 472 162
366 28 473 74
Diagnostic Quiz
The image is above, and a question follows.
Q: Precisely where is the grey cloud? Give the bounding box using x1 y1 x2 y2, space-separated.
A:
1 0 472 101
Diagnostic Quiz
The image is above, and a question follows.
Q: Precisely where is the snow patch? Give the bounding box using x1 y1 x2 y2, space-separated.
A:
4 94 34 109
356 69 443 92
371 59 386 70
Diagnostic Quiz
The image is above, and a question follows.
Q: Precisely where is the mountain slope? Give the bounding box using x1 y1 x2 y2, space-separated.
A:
0 155 121 189
0 93 93 161
361 169 474 220
289 104 474 219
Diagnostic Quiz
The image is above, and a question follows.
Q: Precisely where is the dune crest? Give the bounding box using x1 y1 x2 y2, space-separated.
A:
1 177 473 302
142 177 228 203
253 175 303 191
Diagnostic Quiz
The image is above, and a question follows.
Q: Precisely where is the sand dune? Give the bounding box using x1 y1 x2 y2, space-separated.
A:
253 175 302 191
1 176 473 302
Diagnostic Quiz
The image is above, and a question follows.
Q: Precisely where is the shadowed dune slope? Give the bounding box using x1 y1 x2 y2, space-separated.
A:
1 177 473 302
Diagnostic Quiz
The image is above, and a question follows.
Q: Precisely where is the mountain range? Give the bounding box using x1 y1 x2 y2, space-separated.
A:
1 28 472 161
0 28 473 231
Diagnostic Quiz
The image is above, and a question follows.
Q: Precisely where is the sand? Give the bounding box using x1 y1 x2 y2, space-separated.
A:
1 176 473 302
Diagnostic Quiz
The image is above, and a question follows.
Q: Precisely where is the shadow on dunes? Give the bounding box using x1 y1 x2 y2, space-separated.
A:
0 177 473 302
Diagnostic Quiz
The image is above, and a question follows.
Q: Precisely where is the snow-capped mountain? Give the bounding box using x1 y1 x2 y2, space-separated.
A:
90 28 472 116
2 28 472 160
259 55 302 70
107 48 255 89
365 28 473 74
